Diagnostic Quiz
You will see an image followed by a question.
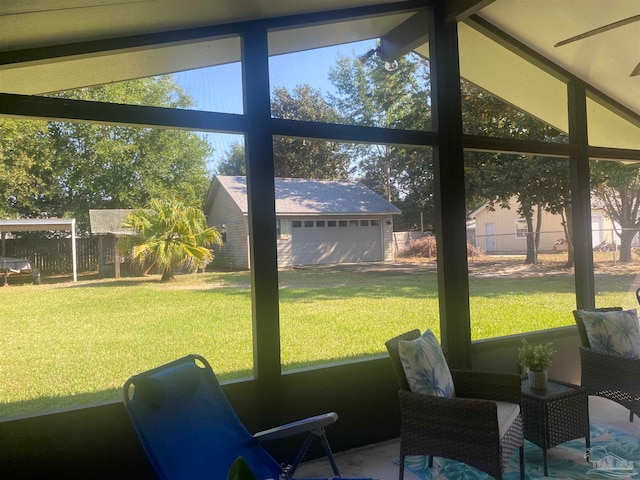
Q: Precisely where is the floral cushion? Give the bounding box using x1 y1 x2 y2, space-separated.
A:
580 309 640 358
398 329 455 397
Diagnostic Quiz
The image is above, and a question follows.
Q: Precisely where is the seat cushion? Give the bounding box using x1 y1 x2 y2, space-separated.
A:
580 308 640 358
398 329 455 397
495 401 520 439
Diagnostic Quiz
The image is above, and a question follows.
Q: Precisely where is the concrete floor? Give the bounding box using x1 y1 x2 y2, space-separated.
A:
296 396 640 479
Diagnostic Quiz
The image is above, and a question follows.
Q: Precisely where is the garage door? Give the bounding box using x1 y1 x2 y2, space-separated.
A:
291 218 383 265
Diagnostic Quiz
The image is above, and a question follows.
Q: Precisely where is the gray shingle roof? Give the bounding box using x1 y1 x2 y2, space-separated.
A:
89 209 135 235
214 176 401 215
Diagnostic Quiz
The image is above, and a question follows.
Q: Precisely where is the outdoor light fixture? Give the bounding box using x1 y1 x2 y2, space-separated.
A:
384 60 398 72
357 47 378 65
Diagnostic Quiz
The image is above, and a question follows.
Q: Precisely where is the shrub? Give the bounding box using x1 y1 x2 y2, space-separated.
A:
399 235 437 258
467 242 484 259
399 235 484 259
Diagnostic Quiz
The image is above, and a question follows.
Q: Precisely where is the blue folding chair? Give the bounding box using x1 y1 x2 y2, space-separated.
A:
123 354 371 480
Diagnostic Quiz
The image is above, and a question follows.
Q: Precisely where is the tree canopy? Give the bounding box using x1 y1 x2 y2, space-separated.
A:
462 80 568 263
0 76 212 232
328 53 433 230
591 161 640 262
217 85 350 179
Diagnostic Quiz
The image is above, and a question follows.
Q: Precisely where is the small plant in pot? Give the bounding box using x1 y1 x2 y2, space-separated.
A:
518 339 556 390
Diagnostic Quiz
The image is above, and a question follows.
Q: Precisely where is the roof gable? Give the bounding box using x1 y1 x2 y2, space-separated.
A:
210 176 401 215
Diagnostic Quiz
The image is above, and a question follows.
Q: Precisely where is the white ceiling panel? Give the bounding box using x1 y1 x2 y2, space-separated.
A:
479 0 640 116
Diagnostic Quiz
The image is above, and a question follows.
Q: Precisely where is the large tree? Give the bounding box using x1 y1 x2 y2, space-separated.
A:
591 161 640 263
121 198 222 282
0 76 212 231
216 144 246 176
0 119 55 218
328 53 433 230
462 80 569 264
217 85 350 179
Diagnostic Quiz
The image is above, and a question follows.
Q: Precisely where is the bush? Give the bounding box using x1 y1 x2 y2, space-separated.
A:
467 242 484 259
399 235 484 259
399 235 437 258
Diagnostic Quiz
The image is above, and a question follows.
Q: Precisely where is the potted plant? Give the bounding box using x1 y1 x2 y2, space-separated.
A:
518 339 556 390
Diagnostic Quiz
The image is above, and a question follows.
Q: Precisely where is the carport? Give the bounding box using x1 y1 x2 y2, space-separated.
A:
0 218 78 282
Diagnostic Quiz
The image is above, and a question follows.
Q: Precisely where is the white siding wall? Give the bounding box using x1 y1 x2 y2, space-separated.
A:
472 197 614 254
277 218 293 268
206 187 249 270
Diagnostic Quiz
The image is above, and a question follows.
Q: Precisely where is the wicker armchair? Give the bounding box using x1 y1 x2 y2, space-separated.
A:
573 308 640 422
385 330 524 480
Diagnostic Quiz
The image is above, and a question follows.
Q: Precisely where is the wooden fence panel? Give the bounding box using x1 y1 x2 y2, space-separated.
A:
1 237 98 274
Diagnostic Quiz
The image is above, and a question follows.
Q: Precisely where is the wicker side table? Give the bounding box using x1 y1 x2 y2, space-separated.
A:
520 378 590 476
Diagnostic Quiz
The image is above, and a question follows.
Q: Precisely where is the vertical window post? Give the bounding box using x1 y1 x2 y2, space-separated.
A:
242 24 282 429
429 5 472 369
568 80 595 309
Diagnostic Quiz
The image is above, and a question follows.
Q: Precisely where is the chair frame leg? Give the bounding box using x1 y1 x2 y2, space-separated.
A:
519 445 525 480
289 434 315 477
317 427 341 477
288 428 341 478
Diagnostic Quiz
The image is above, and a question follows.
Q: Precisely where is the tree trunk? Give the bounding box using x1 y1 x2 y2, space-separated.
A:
562 206 574 268
534 203 542 254
525 211 537 264
618 229 637 263
161 269 175 282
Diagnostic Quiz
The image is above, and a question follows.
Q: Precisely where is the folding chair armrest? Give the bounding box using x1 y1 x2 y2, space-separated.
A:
253 412 338 442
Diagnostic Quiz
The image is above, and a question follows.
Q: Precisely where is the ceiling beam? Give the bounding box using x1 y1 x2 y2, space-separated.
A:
445 0 495 22
0 1 427 68
377 1 495 61
378 9 430 61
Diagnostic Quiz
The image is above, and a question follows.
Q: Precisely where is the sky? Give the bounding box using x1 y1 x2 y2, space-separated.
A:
172 39 376 173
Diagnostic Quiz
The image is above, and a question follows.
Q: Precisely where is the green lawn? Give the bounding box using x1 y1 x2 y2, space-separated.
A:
1 263 637 418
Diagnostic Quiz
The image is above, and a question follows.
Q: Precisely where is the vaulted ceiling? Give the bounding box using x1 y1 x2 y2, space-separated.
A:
0 0 638 150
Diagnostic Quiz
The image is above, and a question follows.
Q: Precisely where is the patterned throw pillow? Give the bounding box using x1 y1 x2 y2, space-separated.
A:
398 329 455 397
580 309 640 358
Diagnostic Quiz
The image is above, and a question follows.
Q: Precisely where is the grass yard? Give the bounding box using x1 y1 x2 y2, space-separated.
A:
1 259 639 418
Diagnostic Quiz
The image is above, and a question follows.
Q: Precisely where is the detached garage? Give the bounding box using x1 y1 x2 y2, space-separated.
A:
204 175 400 270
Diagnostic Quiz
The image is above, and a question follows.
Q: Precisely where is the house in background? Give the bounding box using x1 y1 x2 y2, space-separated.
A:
204 175 401 270
467 197 616 254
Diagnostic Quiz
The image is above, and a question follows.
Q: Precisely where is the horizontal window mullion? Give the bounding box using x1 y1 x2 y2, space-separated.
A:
271 117 438 147
589 146 640 162
463 133 574 158
0 92 246 133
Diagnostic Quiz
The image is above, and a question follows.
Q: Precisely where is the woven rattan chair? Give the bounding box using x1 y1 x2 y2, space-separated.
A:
573 308 640 422
385 330 524 480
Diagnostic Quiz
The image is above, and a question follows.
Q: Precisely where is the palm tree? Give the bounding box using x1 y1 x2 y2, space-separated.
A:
121 198 222 282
